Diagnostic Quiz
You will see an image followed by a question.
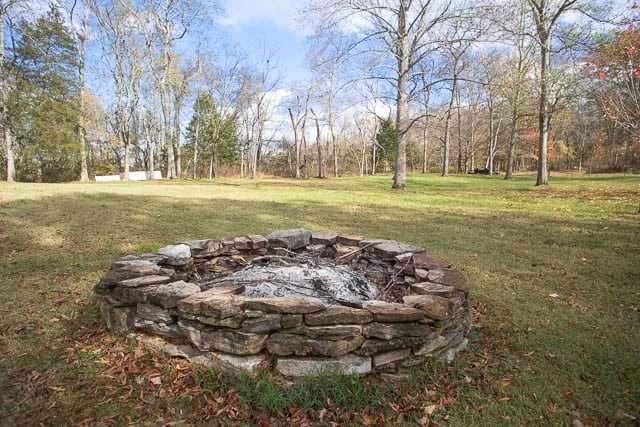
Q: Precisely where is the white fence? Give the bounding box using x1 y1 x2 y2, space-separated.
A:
95 171 162 182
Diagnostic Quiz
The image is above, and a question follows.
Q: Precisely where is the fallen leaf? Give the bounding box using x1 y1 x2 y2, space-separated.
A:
423 404 437 415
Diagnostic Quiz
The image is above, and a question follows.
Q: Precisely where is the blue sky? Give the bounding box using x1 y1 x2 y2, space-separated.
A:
216 0 311 85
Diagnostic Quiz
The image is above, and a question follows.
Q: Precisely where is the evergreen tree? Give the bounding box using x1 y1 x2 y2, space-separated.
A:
9 5 80 182
375 116 395 173
184 92 237 178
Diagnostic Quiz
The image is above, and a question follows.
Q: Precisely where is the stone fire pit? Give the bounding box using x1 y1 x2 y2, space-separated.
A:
95 229 470 376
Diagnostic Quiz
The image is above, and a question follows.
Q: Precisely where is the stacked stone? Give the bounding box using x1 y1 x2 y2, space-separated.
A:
95 229 470 376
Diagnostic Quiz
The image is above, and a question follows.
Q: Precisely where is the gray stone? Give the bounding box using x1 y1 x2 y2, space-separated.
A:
332 243 360 259
242 297 325 314
412 252 451 269
373 348 411 367
266 334 365 357
302 325 362 340
363 322 430 340
119 275 173 288
276 354 372 377
233 236 252 250
247 234 268 249
210 352 265 373
178 291 243 317
372 241 424 259
358 238 387 248
136 303 173 323
266 228 312 250
414 335 448 356
177 320 204 348
138 334 203 359
157 244 191 259
362 301 425 322
337 234 363 246
201 295 244 319
113 284 160 305
306 244 327 255
410 282 457 298
413 268 430 281
394 253 413 264
197 315 242 329
242 314 282 333
97 258 162 289
357 336 427 356
305 306 373 326
311 231 338 245
134 318 183 338
201 330 268 355
281 314 303 329
402 295 450 320
428 268 468 293
148 281 201 308
100 301 136 334
182 239 222 257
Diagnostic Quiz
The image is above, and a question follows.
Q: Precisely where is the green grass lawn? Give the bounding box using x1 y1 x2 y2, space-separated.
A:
0 173 638 426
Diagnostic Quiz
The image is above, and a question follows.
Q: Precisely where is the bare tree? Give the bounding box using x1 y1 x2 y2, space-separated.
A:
307 0 455 189
525 0 579 185
68 0 90 181
1 0 19 182
88 0 144 180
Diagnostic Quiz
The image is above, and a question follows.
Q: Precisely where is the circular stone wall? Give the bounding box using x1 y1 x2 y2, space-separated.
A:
94 229 470 376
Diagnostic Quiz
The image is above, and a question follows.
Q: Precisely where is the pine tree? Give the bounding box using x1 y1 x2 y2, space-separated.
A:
9 5 80 182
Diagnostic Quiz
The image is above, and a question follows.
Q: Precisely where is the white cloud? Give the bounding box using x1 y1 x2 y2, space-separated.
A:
218 0 308 33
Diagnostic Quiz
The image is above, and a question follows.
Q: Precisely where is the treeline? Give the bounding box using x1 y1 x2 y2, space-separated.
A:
1 0 638 184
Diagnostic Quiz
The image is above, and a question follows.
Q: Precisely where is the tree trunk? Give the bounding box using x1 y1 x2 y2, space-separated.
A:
1 1 15 182
442 77 457 177
288 107 301 179
505 106 518 179
174 96 182 178
536 34 550 186
312 109 324 178
422 117 429 174
392 0 410 190
5 127 15 181
78 6 89 181
193 113 199 179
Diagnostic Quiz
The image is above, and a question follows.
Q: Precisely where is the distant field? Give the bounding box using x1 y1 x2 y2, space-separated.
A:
0 173 638 426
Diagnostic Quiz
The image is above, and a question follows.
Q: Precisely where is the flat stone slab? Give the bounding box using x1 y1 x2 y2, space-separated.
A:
403 295 450 320
149 281 201 308
311 231 338 245
266 228 312 250
266 333 365 357
357 336 427 356
410 282 458 298
428 268 468 293
119 275 172 288
363 322 430 340
372 241 424 259
177 287 244 315
157 244 191 259
363 301 426 322
276 354 372 377
201 330 267 355
242 297 326 314
412 252 451 269
305 306 374 326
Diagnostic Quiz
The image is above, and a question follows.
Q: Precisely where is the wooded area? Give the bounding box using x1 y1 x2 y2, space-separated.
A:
1 0 639 185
